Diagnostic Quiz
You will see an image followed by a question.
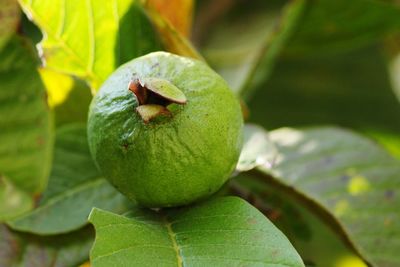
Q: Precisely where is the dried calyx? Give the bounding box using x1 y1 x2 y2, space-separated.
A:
128 77 187 123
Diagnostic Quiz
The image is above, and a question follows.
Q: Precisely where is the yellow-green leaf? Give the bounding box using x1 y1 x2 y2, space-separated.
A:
39 68 93 126
18 0 162 90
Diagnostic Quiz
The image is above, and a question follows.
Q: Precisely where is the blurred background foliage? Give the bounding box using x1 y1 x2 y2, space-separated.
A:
1 0 400 266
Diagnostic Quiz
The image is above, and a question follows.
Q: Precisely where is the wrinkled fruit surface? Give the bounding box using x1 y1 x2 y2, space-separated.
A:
88 52 243 207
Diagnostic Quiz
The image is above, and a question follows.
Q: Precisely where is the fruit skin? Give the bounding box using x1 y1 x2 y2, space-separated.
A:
88 52 243 208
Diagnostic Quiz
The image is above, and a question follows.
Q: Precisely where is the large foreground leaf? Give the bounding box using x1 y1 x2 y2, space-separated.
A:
19 0 161 90
8 124 132 235
258 127 400 266
0 224 93 267
0 36 53 220
89 197 304 267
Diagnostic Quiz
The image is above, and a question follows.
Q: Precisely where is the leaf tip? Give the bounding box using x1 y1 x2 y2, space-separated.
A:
88 207 101 223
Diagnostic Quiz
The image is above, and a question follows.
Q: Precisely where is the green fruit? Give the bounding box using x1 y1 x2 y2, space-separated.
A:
87 52 243 207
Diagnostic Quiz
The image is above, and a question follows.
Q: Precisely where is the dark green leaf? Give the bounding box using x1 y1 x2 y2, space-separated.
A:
8 124 132 235
0 36 53 220
0 224 93 267
258 126 400 266
89 197 304 267
202 0 400 99
19 0 161 89
231 174 366 267
248 46 400 159
286 0 400 56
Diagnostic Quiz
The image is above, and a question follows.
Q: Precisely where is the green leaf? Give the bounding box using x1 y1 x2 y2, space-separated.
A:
0 0 20 50
0 36 53 220
8 124 132 235
248 46 400 159
258 127 400 266
231 174 366 267
89 197 304 267
19 0 161 90
0 224 93 267
236 124 277 172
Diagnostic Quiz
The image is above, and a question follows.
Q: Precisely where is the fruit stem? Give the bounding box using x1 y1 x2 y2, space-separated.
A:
128 77 187 123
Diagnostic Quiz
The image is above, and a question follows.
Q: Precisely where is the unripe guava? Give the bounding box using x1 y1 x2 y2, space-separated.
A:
87 52 243 207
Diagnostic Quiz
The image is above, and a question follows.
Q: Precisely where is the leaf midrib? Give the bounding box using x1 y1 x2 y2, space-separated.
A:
163 216 183 267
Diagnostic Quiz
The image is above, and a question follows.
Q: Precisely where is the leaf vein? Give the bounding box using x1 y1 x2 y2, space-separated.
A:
164 216 183 267
92 244 176 263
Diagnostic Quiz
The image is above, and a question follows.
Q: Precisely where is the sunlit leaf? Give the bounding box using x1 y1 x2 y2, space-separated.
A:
19 0 161 90
0 224 93 267
39 68 92 126
236 124 277 172
89 197 304 267
8 124 132 235
0 36 53 220
257 126 400 266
